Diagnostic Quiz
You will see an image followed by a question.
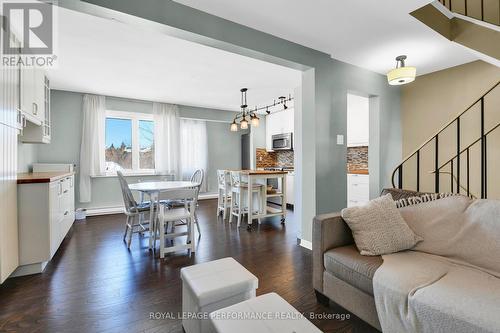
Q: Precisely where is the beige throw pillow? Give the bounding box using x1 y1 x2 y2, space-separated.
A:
341 194 422 256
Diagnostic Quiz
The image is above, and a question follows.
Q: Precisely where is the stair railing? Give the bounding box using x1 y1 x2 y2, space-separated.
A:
391 81 500 198
439 0 500 26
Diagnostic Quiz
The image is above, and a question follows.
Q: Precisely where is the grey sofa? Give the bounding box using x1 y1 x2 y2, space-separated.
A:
312 189 424 331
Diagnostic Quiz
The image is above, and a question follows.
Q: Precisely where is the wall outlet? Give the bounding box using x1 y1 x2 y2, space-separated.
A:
336 135 344 145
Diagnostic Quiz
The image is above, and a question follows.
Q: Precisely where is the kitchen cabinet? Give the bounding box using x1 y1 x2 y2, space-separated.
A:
14 173 75 276
20 67 43 125
347 94 369 147
347 174 369 207
266 109 294 151
20 70 51 143
0 46 20 283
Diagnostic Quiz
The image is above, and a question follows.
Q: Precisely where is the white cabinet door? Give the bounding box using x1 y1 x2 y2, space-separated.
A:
20 68 44 126
49 181 62 257
20 71 50 143
265 113 274 151
347 174 369 207
347 94 369 147
33 69 46 124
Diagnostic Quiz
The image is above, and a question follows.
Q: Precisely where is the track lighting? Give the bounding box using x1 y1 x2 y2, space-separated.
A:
229 89 293 131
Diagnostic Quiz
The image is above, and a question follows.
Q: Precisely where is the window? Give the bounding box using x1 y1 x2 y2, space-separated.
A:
104 111 155 174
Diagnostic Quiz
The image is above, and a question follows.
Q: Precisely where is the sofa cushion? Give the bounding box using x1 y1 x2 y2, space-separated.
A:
324 245 383 295
341 194 423 256
381 188 429 201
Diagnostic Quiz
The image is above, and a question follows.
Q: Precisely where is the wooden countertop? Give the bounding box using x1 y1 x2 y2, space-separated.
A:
17 171 74 184
240 170 288 175
347 169 369 175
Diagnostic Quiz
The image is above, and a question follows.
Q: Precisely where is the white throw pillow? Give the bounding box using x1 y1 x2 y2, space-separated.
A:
341 193 423 256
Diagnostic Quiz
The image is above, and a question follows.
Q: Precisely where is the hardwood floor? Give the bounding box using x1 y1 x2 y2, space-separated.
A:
0 199 377 333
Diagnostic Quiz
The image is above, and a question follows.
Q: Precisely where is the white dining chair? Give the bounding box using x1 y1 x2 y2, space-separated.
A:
157 188 198 258
217 170 231 220
229 171 264 227
116 171 152 249
162 169 204 237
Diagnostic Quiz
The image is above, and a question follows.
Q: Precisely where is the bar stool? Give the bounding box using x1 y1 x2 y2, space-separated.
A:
229 171 264 228
217 170 231 220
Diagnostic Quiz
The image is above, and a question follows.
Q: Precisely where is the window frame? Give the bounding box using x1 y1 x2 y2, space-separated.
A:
104 110 155 175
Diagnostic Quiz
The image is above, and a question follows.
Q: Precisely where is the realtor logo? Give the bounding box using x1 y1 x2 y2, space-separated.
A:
2 1 53 54
1 0 57 67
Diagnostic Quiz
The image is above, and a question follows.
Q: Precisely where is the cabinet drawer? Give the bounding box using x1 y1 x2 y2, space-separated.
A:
348 182 369 197
347 174 369 185
348 199 369 207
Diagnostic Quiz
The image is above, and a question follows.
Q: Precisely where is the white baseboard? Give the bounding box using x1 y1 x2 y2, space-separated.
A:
299 239 312 250
84 193 219 217
11 261 48 277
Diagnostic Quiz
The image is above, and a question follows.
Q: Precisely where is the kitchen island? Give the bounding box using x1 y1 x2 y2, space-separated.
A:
239 170 287 229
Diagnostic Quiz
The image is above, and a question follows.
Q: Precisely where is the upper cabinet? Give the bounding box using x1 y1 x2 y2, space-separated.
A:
19 69 51 144
266 109 294 151
347 94 369 147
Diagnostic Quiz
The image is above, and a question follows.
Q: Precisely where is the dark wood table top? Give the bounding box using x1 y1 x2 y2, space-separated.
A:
17 171 74 184
239 170 288 175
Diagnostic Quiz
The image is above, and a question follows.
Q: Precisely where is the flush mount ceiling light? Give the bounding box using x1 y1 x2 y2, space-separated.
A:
387 55 416 86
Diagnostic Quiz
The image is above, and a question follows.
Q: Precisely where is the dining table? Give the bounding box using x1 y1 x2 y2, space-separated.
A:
128 180 199 250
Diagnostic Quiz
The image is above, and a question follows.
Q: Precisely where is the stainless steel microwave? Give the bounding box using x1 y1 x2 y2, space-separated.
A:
272 133 293 150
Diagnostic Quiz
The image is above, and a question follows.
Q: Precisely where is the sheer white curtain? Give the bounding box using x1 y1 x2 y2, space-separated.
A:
153 102 180 179
180 119 208 192
79 94 106 203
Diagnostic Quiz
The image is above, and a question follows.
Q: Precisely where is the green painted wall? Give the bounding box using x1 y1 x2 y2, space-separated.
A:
60 0 402 242
35 90 245 210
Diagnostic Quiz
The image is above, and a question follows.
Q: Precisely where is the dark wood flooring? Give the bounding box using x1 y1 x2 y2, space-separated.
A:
0 199 377 333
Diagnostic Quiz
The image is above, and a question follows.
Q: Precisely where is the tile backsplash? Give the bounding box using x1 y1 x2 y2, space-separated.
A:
347 146 368 173
256 148 294 168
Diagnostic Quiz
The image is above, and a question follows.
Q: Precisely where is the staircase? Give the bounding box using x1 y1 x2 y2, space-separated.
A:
438 0 500 26
391 81 500 199
410 1 500 64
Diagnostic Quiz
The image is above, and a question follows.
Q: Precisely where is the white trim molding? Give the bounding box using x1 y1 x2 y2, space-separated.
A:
84 193 219 217
299 239 312 250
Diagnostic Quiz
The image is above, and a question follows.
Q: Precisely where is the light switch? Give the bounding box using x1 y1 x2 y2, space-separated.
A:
336 135 344 145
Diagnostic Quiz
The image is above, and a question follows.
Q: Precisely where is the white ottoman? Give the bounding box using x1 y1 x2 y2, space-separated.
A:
209 292 322 333
180 257 258 333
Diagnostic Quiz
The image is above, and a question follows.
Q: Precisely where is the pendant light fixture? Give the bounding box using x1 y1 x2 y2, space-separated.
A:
229 89 294 131
230 88 259 131
387 55 416 86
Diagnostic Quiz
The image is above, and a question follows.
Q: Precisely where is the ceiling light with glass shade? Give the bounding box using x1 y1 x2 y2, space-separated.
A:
230 88 294 132
230 88 258 132
387 55 416 86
